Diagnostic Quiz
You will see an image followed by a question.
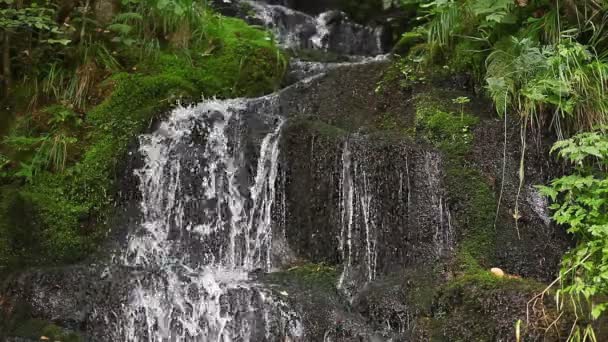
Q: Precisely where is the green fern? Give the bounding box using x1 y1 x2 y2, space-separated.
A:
111 12 144 23
537 128 608 341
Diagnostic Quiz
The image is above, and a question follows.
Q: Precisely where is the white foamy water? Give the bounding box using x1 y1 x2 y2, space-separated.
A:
113 99 302 341
243 0 385 55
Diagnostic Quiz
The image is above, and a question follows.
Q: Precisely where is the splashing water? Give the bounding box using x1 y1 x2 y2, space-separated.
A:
114 99 302 341
243 0 385 55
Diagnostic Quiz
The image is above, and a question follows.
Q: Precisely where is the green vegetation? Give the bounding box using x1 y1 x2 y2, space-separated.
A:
398 0 608 136
393 0 608 340
537 129 608 339
413 90 496 273
265 263 338 291
0 0 286 270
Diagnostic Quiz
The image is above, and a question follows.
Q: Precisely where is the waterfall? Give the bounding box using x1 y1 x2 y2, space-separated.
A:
101 1 393 335
0 1 475 340
114 100 302 341
243 0 385 55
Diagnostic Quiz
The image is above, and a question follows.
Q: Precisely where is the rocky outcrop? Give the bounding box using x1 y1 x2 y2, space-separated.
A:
0 1 576 340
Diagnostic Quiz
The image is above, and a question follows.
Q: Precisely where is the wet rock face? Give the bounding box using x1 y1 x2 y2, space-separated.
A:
0 265 129 337
281 135 451 271
470 119 571 281
272 62 454 298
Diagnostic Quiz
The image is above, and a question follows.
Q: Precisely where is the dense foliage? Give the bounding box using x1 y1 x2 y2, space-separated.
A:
398 0 608 137
538 131 608 340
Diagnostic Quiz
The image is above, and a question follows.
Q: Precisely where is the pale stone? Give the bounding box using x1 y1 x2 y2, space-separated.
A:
490 267 505 278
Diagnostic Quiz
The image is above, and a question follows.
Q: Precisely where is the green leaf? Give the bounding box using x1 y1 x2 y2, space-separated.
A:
592 303 607 320
45 39 71 46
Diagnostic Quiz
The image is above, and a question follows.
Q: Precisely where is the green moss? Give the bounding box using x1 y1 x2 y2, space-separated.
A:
414 91 478 157
393 31 425 54
373 112 416 137
143 17 286 98
377 58 429 92
414 90 496 272
447 271 542 292
0 14 286 268
446 166 497 271
265 263 338 291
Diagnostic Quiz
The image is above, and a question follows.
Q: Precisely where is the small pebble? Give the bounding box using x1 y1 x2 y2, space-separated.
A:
490 267 505 278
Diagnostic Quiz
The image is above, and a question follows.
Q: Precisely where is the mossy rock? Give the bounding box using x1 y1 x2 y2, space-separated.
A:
425 273 567 341
266 263 338 288
393 31 424 55
412 88 497 273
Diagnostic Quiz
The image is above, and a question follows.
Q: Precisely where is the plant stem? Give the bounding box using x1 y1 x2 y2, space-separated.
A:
1 30 11 97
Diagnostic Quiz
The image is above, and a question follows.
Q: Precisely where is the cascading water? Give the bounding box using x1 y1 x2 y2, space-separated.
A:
111 100 302 341
90 1 394 339
242 0 385 55
0 2 568 340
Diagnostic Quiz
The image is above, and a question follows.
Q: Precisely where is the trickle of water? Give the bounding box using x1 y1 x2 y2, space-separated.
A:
337 139 378 299
423 152 454 258
114 99 302 341
337 140 355 296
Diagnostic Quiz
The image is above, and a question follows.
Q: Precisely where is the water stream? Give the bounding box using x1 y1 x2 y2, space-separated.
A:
113 99 302 341
109 1 391 340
